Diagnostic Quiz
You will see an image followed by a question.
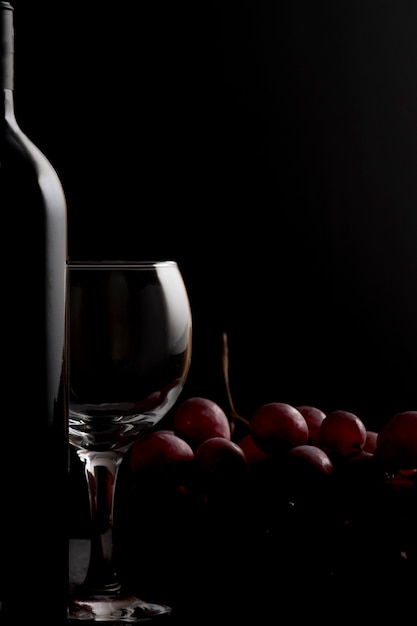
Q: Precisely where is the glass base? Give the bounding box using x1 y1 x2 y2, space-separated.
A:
67 592 172 623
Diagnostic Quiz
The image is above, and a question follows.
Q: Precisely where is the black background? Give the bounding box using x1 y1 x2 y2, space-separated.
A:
10 0 417 431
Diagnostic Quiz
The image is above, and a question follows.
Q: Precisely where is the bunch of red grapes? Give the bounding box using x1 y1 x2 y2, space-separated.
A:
115 394 416 622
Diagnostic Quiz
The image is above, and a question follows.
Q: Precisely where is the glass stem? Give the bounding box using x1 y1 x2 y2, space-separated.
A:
77 449 124 595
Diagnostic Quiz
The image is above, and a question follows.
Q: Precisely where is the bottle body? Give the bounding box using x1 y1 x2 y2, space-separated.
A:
0 2 68 624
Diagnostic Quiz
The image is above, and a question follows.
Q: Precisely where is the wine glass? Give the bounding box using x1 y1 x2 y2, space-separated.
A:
67 260 192 623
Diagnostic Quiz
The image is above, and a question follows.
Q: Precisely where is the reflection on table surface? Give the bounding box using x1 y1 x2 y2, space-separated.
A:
69 538 90 590
69 535 415 626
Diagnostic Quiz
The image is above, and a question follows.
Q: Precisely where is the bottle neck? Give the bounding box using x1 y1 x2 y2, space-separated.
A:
1 2 14 91
1 2 15 120
1 87 14 118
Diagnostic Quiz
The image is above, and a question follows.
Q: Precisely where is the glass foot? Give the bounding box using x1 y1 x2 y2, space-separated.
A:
67 592 172 623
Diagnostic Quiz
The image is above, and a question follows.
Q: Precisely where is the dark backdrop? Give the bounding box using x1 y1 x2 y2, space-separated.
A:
11 0 417 431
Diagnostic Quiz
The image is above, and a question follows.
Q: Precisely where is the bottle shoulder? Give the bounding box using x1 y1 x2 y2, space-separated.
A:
1 116 67 210
3 116 56 169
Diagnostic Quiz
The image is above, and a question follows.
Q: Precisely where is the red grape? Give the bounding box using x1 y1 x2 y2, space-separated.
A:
364 430 378 453
332 450 387 521
193 436 248 495
296 405 326 446
318 409 367 460
249 402 309 456
172 396 231 450
375 410 417 472
282 444 334 505
128 428 194 493
237 433 271 465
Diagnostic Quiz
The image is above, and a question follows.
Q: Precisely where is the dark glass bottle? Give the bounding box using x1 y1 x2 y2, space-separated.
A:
0 2 68 624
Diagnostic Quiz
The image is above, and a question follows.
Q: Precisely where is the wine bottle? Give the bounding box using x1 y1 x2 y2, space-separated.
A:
0 2 68 624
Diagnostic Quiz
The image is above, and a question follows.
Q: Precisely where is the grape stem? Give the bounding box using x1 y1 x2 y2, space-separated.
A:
221 332 249 429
